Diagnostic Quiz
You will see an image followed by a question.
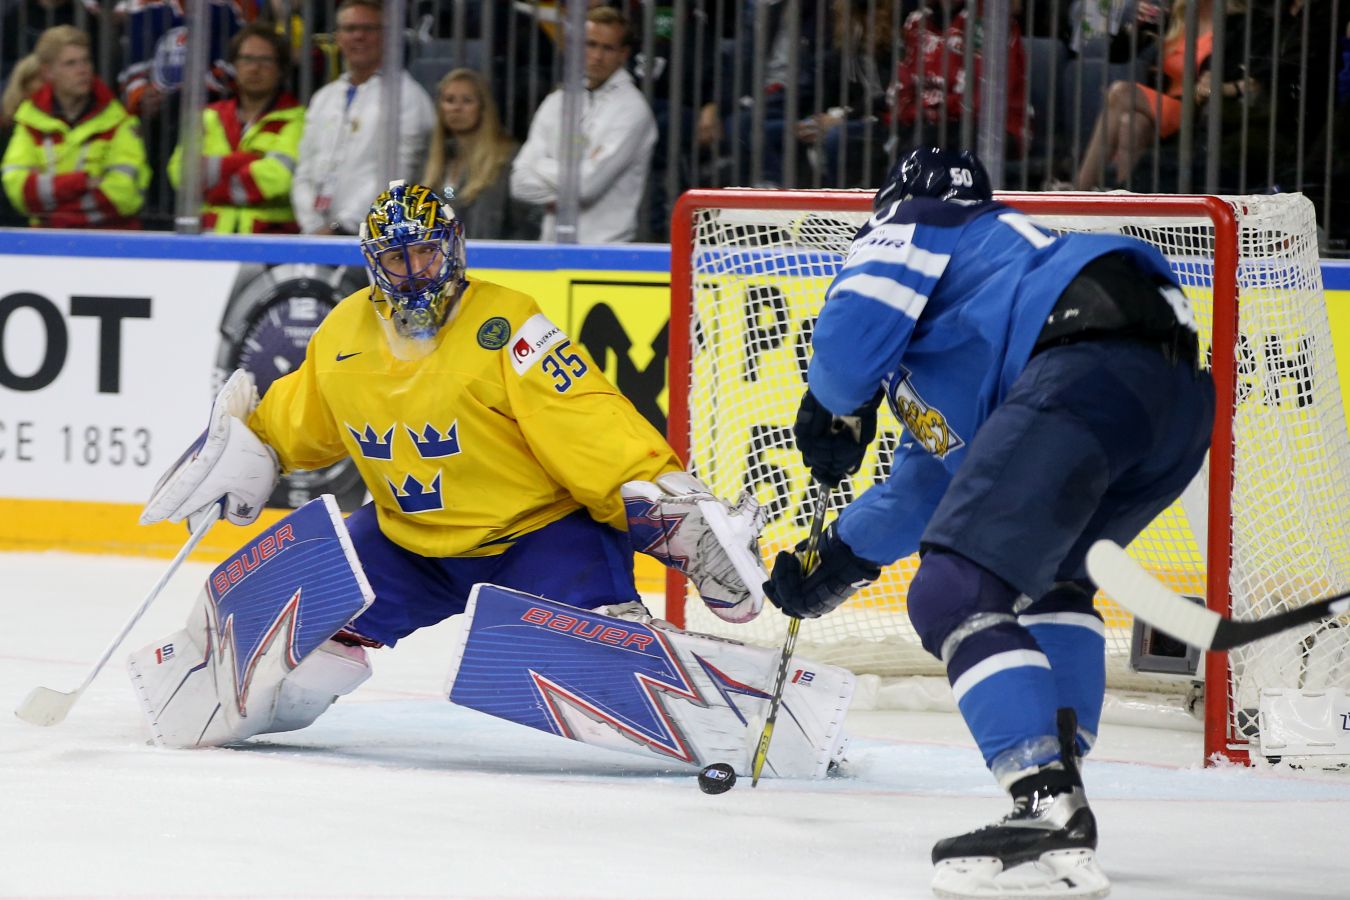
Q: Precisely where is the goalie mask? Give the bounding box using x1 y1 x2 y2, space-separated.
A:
360 181 468 359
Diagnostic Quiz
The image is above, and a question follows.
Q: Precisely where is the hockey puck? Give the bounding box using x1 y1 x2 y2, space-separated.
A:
697 762 737 794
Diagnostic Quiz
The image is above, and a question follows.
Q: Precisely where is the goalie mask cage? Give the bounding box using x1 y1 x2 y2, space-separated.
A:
668 188 1350 766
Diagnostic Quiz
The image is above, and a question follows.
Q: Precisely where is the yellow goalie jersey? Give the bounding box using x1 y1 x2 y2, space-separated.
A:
249 278 681 557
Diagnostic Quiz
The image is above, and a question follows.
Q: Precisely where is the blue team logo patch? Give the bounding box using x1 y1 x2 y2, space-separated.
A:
477 317 510 349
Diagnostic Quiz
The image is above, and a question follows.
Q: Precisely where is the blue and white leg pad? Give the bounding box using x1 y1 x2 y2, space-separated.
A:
127 495 376 748
446 584 855 779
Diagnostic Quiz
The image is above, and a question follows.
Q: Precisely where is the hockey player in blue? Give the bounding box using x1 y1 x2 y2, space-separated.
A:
764 147 1215 898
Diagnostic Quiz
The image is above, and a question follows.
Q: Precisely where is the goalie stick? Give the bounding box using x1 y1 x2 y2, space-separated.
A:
15 504 221 727
1086 539 1350 652
751 480 832 787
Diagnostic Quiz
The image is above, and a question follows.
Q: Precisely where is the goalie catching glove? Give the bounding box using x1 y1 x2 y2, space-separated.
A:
622 472 768 624
141 369 279 529
765 522 882 619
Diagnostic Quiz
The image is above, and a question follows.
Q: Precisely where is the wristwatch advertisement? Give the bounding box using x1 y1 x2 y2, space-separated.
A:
216 262 368 512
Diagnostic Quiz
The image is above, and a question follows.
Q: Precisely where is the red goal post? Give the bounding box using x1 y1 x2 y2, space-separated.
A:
668 187 1350 766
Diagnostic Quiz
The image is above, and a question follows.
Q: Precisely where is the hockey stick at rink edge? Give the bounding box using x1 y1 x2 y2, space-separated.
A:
750 479 833 787
1086 539 1350 652
15 503 223 727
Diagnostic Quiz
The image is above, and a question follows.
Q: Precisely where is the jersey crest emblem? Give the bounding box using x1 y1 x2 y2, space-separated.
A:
346 423 394 460
478 316 510 349
407 422 461 458
885 367 965 458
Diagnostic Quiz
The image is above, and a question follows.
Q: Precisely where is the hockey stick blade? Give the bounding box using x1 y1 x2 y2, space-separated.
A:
14 504 220 727
1086 540 1350 652
15 687 79 727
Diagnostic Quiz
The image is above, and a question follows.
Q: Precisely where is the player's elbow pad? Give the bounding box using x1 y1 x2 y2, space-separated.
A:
140 369 279 528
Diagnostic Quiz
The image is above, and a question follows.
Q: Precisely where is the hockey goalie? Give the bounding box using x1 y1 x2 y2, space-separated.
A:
129 180 853 778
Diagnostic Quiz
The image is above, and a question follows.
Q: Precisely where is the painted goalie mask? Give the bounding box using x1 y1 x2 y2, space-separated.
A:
359 180 468 359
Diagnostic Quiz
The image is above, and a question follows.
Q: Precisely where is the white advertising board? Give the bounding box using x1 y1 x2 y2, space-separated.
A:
0 257 237 503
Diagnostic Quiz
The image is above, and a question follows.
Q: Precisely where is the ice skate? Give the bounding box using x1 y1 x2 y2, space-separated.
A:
931 711 1109 899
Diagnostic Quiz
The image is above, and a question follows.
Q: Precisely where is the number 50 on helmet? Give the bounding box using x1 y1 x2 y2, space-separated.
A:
359 180 468 360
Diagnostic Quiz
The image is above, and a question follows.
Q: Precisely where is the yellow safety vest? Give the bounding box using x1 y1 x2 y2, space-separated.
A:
168 95 305 234
1 78 150 229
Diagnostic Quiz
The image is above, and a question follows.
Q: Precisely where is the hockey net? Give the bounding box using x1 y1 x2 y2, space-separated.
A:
668 189 1350 764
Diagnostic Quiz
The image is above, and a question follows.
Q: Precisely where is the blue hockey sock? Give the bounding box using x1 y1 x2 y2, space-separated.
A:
908 550 1060 776
1020 582 1107 754
1023 620 1106 753
948 624 1061 775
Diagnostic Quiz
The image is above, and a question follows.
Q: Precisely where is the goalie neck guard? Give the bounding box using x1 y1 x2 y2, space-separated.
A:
360 180 468 360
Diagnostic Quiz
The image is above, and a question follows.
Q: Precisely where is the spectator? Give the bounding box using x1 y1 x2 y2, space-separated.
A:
510 5 656 243
116 0 244 122
625 0 728 238
1 25 150 228
422 68 523 240
0 53 43 226
1072 0 1215 190
291 0 435 236
167 22 303 234
0 53 42 129
1 0 98 84
795 0 900 188
1066 0 1167 58
892 0 1030 159
722 1 824 187
1202 0 1337 194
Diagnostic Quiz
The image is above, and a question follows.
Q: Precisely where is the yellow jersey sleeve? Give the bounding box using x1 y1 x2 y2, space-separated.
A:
501 309 681 531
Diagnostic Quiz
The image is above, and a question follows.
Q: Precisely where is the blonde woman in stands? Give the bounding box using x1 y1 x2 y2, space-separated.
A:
1073 0 1223 190
422 68 524 240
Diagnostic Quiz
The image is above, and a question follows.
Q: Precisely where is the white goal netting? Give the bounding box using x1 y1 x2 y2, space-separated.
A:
670 190 1350 761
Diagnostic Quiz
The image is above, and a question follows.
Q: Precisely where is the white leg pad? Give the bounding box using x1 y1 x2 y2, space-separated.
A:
270 640 372 734
128 592 371 748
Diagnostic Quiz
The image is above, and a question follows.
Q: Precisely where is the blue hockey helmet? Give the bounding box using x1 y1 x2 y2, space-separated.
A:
873 147 992 211
360 180 467 357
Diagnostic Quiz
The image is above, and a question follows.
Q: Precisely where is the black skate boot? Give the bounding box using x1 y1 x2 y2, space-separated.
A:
930 709 1110 899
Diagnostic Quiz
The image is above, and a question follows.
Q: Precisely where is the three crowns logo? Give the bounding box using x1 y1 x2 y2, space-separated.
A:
386 473 443 514
407 422 461 459
346 424 394 460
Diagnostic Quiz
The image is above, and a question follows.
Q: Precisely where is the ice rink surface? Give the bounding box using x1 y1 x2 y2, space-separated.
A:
3 551 1349 900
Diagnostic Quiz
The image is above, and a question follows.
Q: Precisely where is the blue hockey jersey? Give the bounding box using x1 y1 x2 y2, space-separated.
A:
811 198 1182 565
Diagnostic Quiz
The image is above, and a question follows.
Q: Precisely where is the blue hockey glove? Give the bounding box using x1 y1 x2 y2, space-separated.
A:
793 389 882 487
763 522 882 619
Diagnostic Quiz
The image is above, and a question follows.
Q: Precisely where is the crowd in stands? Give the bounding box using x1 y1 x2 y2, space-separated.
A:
0 0 1348 249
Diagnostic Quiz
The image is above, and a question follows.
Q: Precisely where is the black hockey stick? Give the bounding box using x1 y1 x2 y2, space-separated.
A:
1086 540 1350 652
750 479 831 787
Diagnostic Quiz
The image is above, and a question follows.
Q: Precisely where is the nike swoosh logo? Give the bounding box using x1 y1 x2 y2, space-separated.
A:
336 351 362 362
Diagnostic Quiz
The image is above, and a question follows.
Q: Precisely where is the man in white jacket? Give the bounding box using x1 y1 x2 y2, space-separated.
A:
292 0 435 235
510 6 657 243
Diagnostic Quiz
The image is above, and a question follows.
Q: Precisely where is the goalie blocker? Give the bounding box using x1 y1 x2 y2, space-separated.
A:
446 584 855 779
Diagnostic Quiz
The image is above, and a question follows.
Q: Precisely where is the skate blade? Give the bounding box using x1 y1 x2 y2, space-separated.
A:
932 848 1111 899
